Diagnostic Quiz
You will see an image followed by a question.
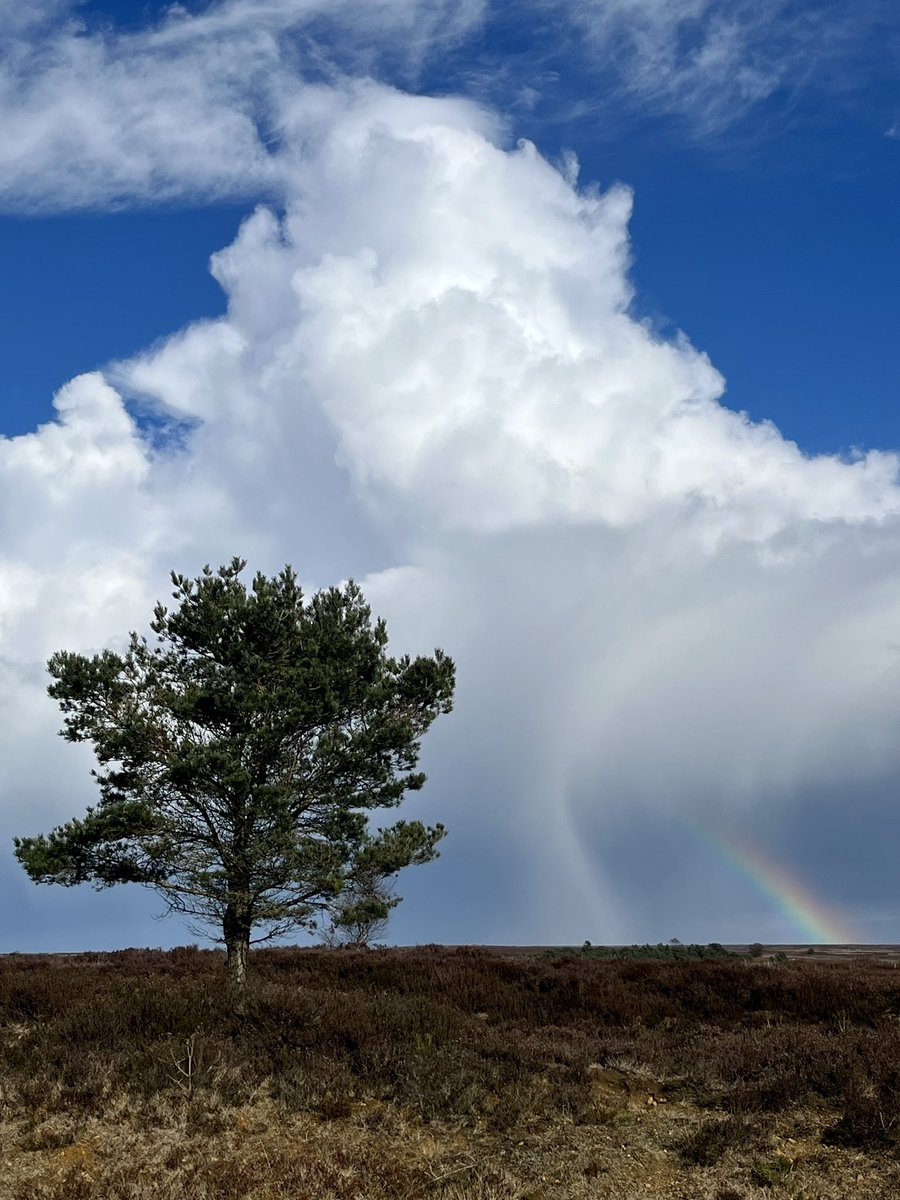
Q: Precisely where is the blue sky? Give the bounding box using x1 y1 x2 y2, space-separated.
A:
2 0 900 949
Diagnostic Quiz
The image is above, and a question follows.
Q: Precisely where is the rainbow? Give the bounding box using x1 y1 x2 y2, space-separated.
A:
700 828 861 945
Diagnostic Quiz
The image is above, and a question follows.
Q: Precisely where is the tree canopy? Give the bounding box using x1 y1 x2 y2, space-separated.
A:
14 558 455 987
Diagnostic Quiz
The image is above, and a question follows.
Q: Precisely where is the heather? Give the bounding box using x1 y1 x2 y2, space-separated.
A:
3 946 900 1198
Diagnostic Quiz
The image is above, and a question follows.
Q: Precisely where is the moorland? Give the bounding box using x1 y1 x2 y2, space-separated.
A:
2 945 900 1198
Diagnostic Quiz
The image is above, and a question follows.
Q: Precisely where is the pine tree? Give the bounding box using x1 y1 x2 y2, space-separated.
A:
14 558 454 995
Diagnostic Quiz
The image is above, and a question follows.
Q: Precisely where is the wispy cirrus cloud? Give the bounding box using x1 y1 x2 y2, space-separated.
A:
0 0 487 210
462 0 897 142
0 0 893 215
551 0 811 132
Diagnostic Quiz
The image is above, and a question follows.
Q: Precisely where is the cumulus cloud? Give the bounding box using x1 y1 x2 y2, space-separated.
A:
4 71 900 945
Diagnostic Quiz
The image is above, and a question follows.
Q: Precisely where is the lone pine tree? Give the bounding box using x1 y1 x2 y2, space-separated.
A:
14 559 454 991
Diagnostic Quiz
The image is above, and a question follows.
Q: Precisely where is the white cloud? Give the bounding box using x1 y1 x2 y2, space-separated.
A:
0 0 72 36
0 0 488 210
2 5 900 944
558 0 786 129
145 88 895 547
5 80 900 944
0 6 288 208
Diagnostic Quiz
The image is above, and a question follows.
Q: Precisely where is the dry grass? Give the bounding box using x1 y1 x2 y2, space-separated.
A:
2 946 900 1198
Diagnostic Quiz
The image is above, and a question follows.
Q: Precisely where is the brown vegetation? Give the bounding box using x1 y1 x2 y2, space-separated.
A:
2 946 900 1197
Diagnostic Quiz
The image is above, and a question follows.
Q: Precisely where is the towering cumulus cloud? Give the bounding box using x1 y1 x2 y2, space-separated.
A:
3 7 900 946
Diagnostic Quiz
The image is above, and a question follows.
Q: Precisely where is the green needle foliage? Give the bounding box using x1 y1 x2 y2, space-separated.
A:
14 558 455 990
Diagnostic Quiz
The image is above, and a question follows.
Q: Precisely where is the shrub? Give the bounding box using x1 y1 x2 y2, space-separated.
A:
676 1116 764 1166
2 945 900 1137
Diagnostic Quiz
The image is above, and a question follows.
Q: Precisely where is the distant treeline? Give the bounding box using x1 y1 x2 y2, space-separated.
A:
544 942 737 960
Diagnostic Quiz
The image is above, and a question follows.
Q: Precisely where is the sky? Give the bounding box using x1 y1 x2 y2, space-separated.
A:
1 0 900 949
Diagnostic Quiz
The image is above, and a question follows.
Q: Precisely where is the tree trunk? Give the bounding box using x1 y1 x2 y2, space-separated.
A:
223 905 251 1009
